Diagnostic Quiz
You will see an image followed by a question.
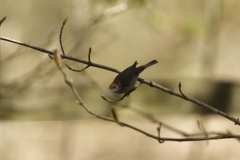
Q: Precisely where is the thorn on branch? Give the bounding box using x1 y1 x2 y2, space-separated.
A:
235 118 240 125
0 16 7 27
178 82 187 99
149 81 154 87
88 47 92 63
157 123 164 143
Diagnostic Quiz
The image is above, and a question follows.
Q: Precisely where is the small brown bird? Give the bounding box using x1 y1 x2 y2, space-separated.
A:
109 60 158 94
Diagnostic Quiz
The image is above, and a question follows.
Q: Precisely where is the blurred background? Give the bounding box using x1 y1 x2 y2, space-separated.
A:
1 0 240 159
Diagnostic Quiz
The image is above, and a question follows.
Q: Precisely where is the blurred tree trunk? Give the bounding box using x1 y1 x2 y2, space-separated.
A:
198 0 233 114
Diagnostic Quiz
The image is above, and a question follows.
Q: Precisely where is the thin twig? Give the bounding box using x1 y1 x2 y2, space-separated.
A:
65 64 90 72
157 123 164 143
178 82 187 99
59 17 68 55
88 47 92 63
65 47 92 72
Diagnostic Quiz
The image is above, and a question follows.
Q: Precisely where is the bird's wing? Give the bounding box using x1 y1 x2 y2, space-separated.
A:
114 61 137 88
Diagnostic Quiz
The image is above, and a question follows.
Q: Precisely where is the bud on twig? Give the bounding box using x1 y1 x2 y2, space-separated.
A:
53 49 62 69
0 16 7 27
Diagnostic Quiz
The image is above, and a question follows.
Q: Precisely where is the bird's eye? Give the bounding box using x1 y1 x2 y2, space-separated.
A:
113 86 116 89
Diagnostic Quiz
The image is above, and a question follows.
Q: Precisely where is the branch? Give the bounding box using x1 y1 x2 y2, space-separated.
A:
0 35 120 73
0 35 240 125
73 70 230 138
1 13 240 143
52 50 240 143
176 81 240 125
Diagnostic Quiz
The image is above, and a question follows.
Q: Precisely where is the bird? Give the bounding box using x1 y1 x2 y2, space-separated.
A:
109 60 158 94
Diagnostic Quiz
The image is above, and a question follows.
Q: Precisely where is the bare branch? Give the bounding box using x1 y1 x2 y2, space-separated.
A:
1 13 240 142
147 80 240 125
0 35 240 125
48 50 240 143
157 123 164 143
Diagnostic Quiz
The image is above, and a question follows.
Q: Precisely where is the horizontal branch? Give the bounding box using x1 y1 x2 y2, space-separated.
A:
148 81 240 125
0 36 119 73
0 35 240 126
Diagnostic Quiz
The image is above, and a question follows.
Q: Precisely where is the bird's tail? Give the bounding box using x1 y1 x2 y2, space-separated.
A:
144 60 158 68
134 60 158 75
